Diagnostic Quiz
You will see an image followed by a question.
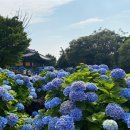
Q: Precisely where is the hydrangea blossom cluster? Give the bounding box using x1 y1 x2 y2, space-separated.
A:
47 72 57 78
32 111 39 117
63 86 71 96
122 112 130 123
44 78 64 91
45 97 62 109
111 68 126 79
48 117 59 130
105 103 124 120
44 66 55 71
15 79 24 85
88 64 109 75
69 107 82 121
122 112 130 128
60 100 75 115
100 75 109 80
57 70 69 78
42 116 52 125
126 77 130 87
69 81 86 102
0 116 7 130
99 64 109 70
3 80 10 85
120 88 130 99
6 113 18 127
0 87 14 101
55 115 75 130
103 119 118 130
86 83 98 91
7 72 16 79
98 68 107 74
21 124 33 130
16 103 24 110
85 92 98 102
32 118 44 130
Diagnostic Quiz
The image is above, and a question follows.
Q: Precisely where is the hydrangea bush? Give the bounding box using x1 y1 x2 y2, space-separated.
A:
0 64 130 129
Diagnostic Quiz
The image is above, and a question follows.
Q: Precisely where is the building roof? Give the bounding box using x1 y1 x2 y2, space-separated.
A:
23 49 50 61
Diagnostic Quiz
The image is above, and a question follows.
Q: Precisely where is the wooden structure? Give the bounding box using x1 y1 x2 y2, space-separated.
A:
16 49 51 67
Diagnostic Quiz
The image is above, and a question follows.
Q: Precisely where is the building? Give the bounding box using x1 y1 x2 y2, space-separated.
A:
16 49 51 67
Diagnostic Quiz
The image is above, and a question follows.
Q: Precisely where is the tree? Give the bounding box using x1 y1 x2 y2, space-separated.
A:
45 54 57 66
118 37 130 72
58 29 125 68
0 15 31 67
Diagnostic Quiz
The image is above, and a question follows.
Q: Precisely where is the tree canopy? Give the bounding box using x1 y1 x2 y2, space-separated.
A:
0 15 30 67
45 54 57 66
118 37 130 72
57 29 125 68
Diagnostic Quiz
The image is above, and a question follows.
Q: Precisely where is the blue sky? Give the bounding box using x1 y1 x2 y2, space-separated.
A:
1 0 130 58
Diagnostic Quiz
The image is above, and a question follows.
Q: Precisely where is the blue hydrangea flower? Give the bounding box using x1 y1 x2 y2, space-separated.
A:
26 81 33 88
2 92 14 101
0 87 7 97
47 72 57 78
100 75 109 80
120 88 130 99
69 107 82 121
63 86 71 96
105 103 124 120
15 74 23 79
86 83 98 91
21 124 33 130
69 90 85 102
122 112 130 128
51 78 64 88
44 82 54 91
23 76 30 83
42 116 52 125
3 80 10 85
88 65 93 71
29 91 37 99
93 65 99 69
98 68 107 74
8 72 16 79
2 85 11 91
122 112 130 123
55 115 75 130
0 116 7 130
6 113 18 127
103 119 118 130
48 117 59 130
44 66 55 71
16 79 24 85
85 92 98 102
57 70 69 78
32 118 44 130
93 69 99 73
71 81 86 91
16 103 24 110
126 77 130 87
45 97 62 109
60 100 75 115
32 111 39 117
111 69 126 79
99 64 109 70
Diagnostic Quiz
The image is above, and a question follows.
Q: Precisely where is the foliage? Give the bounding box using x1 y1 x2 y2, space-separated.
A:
118 37 130 72
0 64 130 129
0 15 30 67
57 29 125 68
45 54 57 66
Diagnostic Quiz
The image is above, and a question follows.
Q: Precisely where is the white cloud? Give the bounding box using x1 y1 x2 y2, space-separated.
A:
70 18 104 28
0 0 73 24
